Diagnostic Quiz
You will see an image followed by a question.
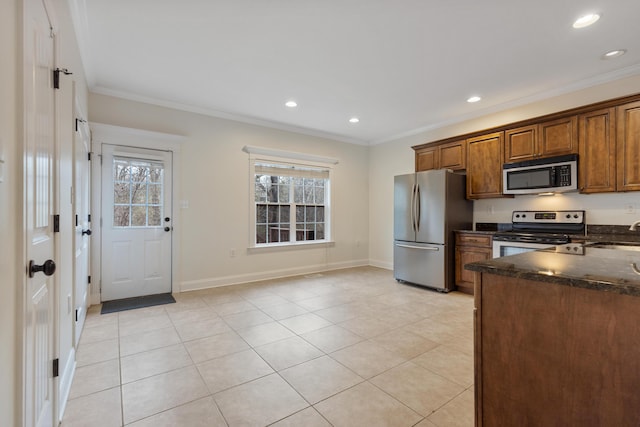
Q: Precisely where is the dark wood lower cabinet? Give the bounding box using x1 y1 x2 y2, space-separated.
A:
455 232 492 295
474 273 640 426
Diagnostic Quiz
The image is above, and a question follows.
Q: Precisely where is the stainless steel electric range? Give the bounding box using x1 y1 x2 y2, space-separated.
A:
492 210 585 258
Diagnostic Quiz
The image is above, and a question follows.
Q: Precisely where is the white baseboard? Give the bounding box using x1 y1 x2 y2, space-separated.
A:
369 259 393 270
57 350 76 423
180 259 370 292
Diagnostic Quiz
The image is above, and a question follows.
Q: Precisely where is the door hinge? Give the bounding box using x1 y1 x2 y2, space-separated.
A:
88 152 91 161
88 214 91 223
88 275 91 284
52 359 59 378
75 309 78 322
75 118 87 132
53 68 72 89
53 215 60 233
75 214 78 227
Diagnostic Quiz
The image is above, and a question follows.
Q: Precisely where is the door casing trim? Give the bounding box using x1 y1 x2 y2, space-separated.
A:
90 123 184 304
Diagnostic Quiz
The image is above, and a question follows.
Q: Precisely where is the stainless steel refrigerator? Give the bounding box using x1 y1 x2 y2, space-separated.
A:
394 169 472 291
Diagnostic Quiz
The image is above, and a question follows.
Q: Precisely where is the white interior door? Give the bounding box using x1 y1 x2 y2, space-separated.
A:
24 0 56 426
73 114 90 343
101 145 173 301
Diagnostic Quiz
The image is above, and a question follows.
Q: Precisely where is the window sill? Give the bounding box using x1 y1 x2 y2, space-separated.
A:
248 240 335 254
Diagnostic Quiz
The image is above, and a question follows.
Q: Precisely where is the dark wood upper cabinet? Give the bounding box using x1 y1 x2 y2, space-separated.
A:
466 132 504 199
504 124 537 162
415 146 437 171
617 100 640 192
439 140 466 171
579 108 616 193
415 139 466 172
413 92 640 197
539 116 578 157
504 117 577 163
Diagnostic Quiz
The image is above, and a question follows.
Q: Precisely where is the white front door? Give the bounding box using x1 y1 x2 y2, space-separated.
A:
24 0 56 426
73 115 90 343
101 145 173 301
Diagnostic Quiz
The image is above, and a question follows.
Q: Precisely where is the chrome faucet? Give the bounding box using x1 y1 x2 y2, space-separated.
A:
629 220 640 231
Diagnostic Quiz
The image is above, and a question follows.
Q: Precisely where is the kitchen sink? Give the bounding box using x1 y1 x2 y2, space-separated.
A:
585 241 640 251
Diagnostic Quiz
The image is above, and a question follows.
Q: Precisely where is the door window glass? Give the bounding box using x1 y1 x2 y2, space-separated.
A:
113 157 164 227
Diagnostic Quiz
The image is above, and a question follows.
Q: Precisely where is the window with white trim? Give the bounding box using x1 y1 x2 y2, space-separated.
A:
252 160 331 246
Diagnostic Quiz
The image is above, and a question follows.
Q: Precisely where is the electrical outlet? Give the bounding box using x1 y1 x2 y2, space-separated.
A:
625 204 636 214
230 248 236 257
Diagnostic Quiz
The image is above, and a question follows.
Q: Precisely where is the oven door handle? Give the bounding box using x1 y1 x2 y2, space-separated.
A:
499 236 543 244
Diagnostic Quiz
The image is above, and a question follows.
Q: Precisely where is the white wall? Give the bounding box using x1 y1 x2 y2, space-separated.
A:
474 192 640 226
88 94 370 291
1 0 20 424
370 74 640 269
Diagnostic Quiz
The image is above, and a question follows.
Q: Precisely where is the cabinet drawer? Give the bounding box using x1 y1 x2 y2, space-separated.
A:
456 233 492 247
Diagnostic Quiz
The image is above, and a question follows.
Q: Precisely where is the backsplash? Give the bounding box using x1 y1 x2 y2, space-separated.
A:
474 191 640 226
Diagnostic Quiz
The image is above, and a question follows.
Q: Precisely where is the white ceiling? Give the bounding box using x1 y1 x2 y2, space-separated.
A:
69 0 640 145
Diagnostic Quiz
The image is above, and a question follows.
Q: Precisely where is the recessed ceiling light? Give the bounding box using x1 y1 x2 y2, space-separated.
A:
285 101 297 108
602 49 626 59
349 117 360 124
467 96 481 103
573 13 600 29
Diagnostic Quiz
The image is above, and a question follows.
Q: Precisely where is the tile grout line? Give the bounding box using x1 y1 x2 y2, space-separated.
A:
66 268 474 426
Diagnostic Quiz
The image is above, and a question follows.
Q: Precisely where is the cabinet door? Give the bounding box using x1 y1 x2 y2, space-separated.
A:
617 101 640 191
416 147 438 171
505 125 537 163
439 140 466 170
455 246 491 293
578 108 616 193
539 116 578 157
466 132 504 199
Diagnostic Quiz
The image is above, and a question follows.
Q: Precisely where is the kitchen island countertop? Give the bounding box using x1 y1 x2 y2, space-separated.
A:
465 242 640 297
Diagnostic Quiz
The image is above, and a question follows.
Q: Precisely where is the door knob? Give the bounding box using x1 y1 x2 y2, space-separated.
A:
164 217 170 222
29 259 56 278
82 229 92 236
164 226 171 232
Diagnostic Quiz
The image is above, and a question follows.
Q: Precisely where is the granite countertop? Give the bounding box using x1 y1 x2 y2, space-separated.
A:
455 230 496 235
465 243 640 297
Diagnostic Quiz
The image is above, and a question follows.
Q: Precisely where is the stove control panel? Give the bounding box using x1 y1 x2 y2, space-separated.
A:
511 210 584 224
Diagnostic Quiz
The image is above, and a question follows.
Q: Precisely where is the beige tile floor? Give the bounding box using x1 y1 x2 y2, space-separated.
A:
62 266 474 427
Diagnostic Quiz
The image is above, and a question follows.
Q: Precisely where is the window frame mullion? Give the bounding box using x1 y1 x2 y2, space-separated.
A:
289 179 296 243
250 154 333 248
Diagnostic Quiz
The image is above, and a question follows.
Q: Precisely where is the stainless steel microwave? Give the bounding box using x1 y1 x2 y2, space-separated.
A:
502 154 578 195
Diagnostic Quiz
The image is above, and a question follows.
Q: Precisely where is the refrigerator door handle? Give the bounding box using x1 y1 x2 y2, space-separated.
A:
395 243 439 251
415 185 421 232
410 183 417 232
